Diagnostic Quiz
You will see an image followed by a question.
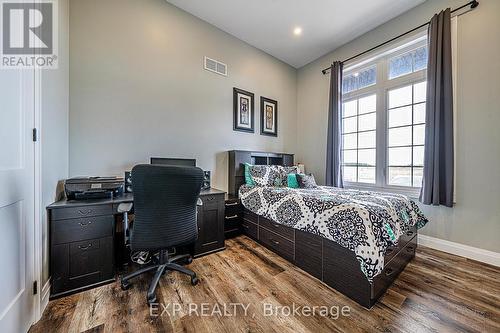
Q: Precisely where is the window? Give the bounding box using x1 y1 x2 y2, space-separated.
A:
341 36 427 192
387 82 426 187
342 94 377 184
388 45 428 79
342 66 376 94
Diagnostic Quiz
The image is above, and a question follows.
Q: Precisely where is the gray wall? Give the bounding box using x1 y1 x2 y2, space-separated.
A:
41 0 69 286
69 0 297 191
297 0 500 252
69 0 499 253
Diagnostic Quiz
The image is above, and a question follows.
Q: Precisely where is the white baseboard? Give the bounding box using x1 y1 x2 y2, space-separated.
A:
38 279 51 321
418 234 500 267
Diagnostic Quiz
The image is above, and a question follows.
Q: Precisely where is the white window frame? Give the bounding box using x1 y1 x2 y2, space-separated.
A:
341 32 428 198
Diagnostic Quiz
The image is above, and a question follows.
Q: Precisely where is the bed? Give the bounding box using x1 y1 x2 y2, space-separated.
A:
228 150 428 308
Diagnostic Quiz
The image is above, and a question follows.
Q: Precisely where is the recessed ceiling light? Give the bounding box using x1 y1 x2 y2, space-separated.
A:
293 27 302 36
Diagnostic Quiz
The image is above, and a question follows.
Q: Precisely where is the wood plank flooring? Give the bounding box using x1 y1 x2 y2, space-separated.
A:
30 236 500 333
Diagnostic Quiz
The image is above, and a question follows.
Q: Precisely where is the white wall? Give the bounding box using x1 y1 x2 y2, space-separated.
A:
40 0 69 286
69 0 297 191
296 0 500 252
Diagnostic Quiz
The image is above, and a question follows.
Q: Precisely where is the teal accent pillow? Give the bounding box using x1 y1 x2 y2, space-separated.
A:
244 163 255 186
287 173 299 188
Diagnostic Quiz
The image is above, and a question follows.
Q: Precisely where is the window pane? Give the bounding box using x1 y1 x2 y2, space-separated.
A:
414 81 427 103
358 131 376 149
358 94 376 114
413 46 428 71
343 133 357 149
414 103 426 123
358 149 376 166
358 113 376 131
388 147 411 166
358 167 375 184
343 166 357 182
413 146 424 167
389 126 412 147
389 52 412 79
358 67 376 89
343 66 376 94
388 167 412 186
343 150 357 165
343 76 357 94
343 100 357 118
413 124 425 145
413 167 423 187
343 116 357 133
389 85 412 108
388 106 412 128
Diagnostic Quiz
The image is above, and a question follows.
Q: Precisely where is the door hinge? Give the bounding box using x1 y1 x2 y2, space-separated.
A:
33 280 38 295
32 128 38 142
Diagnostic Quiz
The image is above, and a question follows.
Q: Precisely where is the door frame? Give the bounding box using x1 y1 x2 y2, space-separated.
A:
33 66 46 323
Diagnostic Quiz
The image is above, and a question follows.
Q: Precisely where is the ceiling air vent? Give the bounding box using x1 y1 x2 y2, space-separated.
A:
204 56 227 76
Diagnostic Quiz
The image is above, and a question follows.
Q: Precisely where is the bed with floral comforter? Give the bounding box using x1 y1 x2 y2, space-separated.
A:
239 184 428 282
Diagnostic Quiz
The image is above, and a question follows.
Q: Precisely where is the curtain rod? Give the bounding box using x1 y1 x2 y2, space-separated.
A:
321 0 479 75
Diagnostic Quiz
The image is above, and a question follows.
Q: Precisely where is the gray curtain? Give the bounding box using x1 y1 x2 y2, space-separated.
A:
326 61 343 188
420 8 454 207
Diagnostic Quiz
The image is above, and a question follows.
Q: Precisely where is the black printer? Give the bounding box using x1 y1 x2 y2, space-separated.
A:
65 177 124 200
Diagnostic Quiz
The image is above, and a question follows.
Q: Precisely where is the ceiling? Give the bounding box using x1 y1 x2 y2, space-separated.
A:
166 0 426 68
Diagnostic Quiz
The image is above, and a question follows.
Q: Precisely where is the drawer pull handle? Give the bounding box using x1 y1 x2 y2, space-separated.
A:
225 215 239 220
406 230 414 236
78 209 92 216
225 202 239 207
386 248 394 254
407 246 414 252
242 225 249 229
78 243 92 250
385 268 395 276
79 221 92 227
272 224 280 228
271 239 280 246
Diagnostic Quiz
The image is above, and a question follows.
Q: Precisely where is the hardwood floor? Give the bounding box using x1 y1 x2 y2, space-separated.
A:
31 236 500 333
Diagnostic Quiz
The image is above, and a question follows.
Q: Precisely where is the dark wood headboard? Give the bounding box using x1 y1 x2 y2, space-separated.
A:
227 150 294 197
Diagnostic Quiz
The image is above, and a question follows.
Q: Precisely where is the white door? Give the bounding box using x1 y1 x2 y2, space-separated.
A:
0 67 36 332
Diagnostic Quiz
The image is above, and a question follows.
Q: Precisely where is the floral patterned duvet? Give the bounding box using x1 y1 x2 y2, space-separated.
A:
239 185 428 282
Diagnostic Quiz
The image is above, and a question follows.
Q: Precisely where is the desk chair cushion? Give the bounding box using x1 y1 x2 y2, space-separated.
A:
130 164 204 252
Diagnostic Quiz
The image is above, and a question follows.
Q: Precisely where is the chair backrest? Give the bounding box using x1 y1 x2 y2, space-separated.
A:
130 164 204 251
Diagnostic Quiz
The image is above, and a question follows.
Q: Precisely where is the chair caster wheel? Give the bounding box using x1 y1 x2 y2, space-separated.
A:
147 294 157 305
191 276 199 286
186 257 193 264
121 281 131 290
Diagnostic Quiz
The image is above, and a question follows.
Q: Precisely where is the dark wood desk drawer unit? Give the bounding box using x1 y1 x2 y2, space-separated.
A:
48 204 115 299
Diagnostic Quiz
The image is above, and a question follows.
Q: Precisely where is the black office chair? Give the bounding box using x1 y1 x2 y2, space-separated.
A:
120 164 204 304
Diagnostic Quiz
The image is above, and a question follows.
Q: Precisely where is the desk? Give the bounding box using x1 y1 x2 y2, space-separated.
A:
47 188 225 299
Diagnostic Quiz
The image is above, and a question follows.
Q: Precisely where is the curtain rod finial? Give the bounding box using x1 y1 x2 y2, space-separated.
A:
471 0 479 9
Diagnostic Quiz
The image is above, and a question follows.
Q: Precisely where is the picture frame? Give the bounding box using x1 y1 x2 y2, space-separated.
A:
233 88 255 133
260 96 278 137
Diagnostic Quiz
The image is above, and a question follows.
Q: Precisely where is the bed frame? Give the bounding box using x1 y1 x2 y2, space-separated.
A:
228 150 417 308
